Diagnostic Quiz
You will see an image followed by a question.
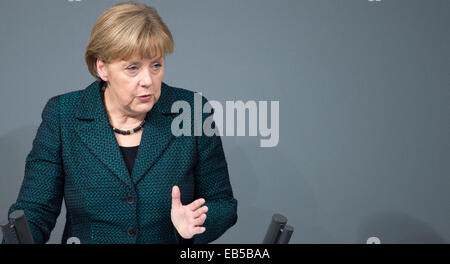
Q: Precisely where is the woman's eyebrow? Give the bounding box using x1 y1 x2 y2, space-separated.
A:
149 58 162 63
124 58 162 65
125 61 143 65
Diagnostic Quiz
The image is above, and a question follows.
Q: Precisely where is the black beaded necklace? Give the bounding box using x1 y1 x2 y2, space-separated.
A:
101 81 146 135
111 121 145 135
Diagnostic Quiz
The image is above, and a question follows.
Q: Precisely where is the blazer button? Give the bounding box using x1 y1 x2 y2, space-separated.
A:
127 195 135 205
127 227 136 237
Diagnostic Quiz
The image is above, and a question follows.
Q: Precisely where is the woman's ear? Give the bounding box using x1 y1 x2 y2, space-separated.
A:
96 59 109 82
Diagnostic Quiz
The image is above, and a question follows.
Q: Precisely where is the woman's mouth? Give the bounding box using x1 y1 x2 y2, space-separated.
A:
138 95 152 102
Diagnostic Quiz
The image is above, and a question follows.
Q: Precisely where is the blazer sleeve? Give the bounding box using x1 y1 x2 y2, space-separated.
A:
7 96 64 244
192 97 238 244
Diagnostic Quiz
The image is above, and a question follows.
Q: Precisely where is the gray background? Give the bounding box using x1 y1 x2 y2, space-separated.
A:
0 0 449 243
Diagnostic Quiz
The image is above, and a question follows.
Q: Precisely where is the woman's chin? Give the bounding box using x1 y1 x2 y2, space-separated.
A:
136 102 155 113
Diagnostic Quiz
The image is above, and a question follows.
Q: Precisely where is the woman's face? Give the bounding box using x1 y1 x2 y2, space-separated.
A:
97 55 165 116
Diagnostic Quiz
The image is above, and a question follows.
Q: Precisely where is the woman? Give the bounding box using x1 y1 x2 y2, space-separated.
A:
7 2 237 244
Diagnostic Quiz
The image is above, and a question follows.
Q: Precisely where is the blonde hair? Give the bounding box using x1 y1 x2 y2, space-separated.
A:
85 1 174 80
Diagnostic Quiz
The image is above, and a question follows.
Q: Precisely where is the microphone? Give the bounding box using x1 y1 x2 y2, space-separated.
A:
276 224 294 244
262 213 294 244
1 210 34 244
1 219 18 244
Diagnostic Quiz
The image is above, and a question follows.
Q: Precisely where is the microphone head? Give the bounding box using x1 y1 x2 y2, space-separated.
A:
9 210 25 221
272 213 288 225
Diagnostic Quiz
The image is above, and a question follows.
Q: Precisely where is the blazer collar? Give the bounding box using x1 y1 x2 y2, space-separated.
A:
74 80 177 188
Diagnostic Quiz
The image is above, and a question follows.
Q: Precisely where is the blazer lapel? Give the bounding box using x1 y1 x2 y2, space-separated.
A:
131 83 178 185
74 81 132 188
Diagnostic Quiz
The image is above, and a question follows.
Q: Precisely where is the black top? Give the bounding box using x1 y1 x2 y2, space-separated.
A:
119 145 139 175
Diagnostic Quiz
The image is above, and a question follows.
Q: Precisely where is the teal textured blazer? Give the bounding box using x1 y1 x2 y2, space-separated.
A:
8 80 238 244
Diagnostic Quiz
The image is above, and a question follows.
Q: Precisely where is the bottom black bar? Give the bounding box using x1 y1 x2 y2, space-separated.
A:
0 244 447 263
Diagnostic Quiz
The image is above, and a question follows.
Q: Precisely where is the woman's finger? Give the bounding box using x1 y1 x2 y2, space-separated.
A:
193 206 208 218
188 198 205 211
192 214 207 226
193 226 206 235
171 186 182 209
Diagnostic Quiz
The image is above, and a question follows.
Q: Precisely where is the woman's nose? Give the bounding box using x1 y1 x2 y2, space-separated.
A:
139 67 153 86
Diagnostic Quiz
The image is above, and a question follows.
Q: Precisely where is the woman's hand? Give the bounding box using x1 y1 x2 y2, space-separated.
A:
171 185 208 239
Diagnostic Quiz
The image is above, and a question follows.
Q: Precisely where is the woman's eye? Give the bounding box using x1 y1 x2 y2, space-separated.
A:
126 66 138 71
152 63 162 69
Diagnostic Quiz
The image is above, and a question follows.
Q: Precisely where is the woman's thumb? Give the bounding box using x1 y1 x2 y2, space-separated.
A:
171 185 182 209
